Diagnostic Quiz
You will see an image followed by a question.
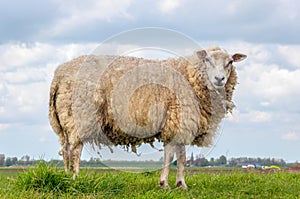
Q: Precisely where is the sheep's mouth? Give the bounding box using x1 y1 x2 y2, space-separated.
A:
213 82 225 88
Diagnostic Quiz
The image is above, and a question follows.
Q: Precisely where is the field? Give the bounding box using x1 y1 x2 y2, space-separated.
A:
0 163 300 198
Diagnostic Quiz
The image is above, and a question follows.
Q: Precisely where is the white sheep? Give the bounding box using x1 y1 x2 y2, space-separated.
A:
49 46 246 189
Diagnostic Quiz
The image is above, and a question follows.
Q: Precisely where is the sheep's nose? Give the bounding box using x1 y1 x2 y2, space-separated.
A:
215 76 225 82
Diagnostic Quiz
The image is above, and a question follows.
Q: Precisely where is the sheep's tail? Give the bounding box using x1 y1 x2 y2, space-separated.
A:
48 78 63 135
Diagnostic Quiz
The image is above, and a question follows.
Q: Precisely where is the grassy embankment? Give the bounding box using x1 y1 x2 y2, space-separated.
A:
0 162 299 198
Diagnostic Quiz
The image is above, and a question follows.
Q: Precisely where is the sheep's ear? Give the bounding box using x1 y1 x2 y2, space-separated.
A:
232 53 247 62
196 50 207 60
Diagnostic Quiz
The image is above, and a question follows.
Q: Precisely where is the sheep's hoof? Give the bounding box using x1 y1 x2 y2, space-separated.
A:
159 180 169 189
176 181 188 190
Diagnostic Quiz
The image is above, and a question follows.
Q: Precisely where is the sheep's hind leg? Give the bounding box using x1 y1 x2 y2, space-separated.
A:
58 131 71 173
68 134 83 178
159 144 175 189
62 142 71 173
59 132 83 177
71 141 83 176
175 144 187 190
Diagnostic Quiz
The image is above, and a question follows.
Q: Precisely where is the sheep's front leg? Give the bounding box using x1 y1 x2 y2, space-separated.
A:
159 144 175 189
175 144 187 189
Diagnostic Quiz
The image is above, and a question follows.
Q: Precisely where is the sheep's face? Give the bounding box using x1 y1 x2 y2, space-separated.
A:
197 48 246 89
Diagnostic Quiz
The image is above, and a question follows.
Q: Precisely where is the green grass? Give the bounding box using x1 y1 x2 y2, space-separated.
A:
0 163 300 198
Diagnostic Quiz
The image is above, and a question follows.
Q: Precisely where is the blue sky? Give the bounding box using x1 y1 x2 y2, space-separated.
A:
0 0 300 162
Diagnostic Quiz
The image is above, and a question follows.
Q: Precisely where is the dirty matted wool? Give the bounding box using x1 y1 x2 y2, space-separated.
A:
49 54 238 152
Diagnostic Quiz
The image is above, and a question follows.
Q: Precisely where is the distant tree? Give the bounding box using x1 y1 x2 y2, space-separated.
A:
50 159 64 167
5 157 18 166
209 157 215 165
194 157 209 167
20 155 30 165
11 157 18 165
217 155 227 165
21 155 30 162
257 157 262 164
0 154 5 166
219 155 227 165
5 157 12 167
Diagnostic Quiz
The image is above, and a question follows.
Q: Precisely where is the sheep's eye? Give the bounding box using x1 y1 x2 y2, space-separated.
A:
204 58 211 63
225 60 233 68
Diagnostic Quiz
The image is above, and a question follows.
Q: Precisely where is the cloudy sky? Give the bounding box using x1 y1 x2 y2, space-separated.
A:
0 0 300 163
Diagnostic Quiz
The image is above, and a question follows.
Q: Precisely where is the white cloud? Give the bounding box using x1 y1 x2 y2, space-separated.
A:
277 45 300 68
157 0 180 14
250 111 272 123
281 132 299 141
11 83 48 112
0 43 54 69
1 67 49 84
56 43 97 61
260 101 271 107
49 0 133 36
0 82 49 124
2 0 300 44
253 67 300 100
0 42 96 71
0 42 96 125
227 109 272 123
277 0 299 21
39 136 47 143
225 42 300 111
93 43 142 56
0 123 11 131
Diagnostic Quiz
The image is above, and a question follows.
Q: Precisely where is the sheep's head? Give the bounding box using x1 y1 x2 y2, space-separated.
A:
196 47 247 89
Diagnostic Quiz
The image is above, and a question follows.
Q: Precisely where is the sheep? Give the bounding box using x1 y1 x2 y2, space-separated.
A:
49 46 247 189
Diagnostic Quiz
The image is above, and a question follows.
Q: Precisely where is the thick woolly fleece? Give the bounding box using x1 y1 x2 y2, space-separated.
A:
49 50 237 153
